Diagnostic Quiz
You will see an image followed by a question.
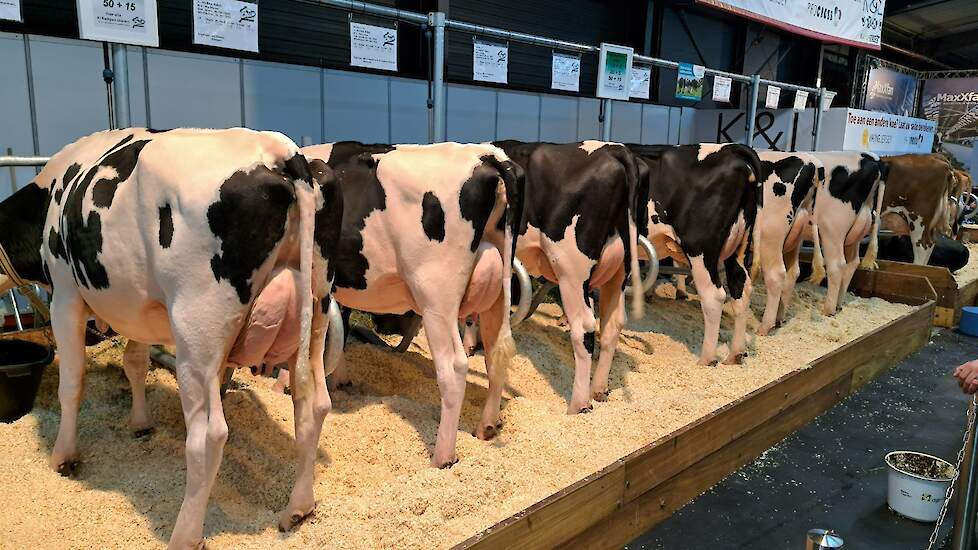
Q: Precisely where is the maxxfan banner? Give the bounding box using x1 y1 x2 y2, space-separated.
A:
697 0 885 49
921 78 978 172
864 67 917 116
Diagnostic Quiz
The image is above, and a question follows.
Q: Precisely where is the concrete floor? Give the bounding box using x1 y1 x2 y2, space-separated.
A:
629 328 978 550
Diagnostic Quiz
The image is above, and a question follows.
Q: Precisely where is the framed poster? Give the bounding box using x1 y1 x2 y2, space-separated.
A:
551 52 580 92
474 39 508 84
0 0 22 23
77 0 160 47
596 43 633 100
765 85 781 108
675 63 705 101
630 65 651 99
193 0 258 53
713 75 732 103
349 21 397 71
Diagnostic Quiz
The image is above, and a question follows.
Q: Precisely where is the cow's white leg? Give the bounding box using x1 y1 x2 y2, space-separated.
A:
474 297 505 440
820 229 847 316
49 291 88 476
557 276 597 414
837 242 861 310
122 340 154 436
421 308 469 467
757 259 786 337
689 255 725 366
591 266 626 401
778 245 802 325
723 253 751 365
280 297 331 531
674 274 689 300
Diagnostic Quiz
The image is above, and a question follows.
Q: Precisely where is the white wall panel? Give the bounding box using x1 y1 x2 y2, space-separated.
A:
446 84 496 143
640 104 672 145
576 98 600 141
0 33 36 198
324 70 390 143
243 60 322 145
495 90 539 142
539 95 578 143
125 47 148 128
610 100 642 144
389 77 429 144
146 50 241 130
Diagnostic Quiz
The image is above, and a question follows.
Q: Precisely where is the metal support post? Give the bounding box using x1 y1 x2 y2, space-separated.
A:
430 11 446 143
952 404 978 550
813 87 826 151
601 99 612 141
111 43 131 129
745 74 760 146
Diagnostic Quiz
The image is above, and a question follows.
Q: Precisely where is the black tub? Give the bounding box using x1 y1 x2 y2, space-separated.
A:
0 338 53 422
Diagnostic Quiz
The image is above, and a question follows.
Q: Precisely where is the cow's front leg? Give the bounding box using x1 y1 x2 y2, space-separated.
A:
49 291 88 476
689 254 725 366
557 276 596 414
591 266 626 401
281 296 331 531
122 340 154 437
474 297 507 440
723 254 751 365
422 309 469 467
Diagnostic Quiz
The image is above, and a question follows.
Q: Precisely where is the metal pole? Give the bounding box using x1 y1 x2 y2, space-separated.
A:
7 290 23 332
745 74 760 146
0 156 51 166
812 87 825 151
430 11 446 143
952 404 978 550
6 147 16 195
111 43 131 129
601 99 612 141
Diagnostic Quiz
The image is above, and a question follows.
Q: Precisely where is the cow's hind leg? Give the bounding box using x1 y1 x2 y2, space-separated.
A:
474 296 506 440
778 245 802 326
591 266 626 401
837 242 861 310
420 306 469 467
689 254 725 366
122 340 154 437
556 273 597 414
49 290 88 476
723 253 752 365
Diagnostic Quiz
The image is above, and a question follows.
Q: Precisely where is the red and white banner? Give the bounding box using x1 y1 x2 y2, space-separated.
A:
697 0 885 49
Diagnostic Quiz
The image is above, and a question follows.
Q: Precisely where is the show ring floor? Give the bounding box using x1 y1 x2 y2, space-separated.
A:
0 282 919 549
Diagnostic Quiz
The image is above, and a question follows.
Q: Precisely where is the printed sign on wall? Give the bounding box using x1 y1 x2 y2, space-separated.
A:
842 108 936 154
793 90 809 111
349 21 397 71
0 0 22 22
474 39 508 84
675 63 704 101
77 0 159 47
765 85 781 108
597 43 634 100
713 75 732 103
822 90 837 111
551 52 580 92
695 0 885 49
864 67 917 116
193 0 258 53
630 65 651 100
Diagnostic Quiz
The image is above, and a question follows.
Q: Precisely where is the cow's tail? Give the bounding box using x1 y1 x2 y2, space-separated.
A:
749 222 762 282
286 154 317 400
808 222 826 285
608 146 646 320
860 179 885 270
485 153 521 387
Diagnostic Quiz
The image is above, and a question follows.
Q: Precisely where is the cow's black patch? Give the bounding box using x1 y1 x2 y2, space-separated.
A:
321 143 393 291
772 182 787 196
790 162 816 210
58 139 150 289
0 182 51 284
47 227 65 259
307 158 343 285
208 165 295 303
146 128 171 133
421 191 446 242
826 155 882 213
54 163 80 205
459 155 502 252
583 331 595 355
158 204 173 248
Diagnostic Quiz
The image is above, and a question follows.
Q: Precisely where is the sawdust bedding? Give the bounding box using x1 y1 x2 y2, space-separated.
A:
0 282 912 549
952 243 978 285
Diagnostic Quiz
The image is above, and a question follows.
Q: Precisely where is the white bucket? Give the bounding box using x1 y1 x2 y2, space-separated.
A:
885 451 955 522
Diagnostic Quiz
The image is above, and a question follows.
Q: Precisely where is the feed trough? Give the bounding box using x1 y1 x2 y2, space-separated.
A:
0 338 53 423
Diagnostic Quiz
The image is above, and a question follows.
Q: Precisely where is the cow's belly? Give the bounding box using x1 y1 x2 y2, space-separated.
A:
784 209 810 252
82 291 175 345
844 208 874 246
334 275 417 314
719 212 747 261
517 225 557 282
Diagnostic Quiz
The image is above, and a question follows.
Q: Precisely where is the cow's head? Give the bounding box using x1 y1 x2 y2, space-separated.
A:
0 181 51 294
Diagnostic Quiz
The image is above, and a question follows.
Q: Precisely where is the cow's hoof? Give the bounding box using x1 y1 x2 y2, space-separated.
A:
578 404 593 414
475 423 499 440
55 459 81 477
132 426 155 440
676 291 689 301
723 353 744 365
592 390 610 402
433 456 459 469
278 505 315 533
334 381 353 392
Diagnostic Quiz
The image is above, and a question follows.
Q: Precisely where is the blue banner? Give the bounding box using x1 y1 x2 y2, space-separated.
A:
864 67 917 116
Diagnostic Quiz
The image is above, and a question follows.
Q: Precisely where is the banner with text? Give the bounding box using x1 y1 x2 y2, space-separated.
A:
0 0 21 22
193 0 258 53
77 0 159 47
864 67 917 116
842 108 936 154
696 0 884 49
350 22 397 71
921 78 978 172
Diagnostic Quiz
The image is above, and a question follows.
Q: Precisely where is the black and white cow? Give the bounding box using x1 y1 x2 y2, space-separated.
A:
806 151 886 315
627 143 761 365
300 141 523 467
0 128 342 548
751 150 819 335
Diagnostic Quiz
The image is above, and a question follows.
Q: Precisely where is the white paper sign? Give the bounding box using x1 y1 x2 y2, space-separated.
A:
630 65 651 100
841 108 936 154
77 0 160 47
765 86 781 109
474 40 508 84
695 0 885 49
713 75 732 103
193 0 258 53
349 22 397 71
793 90 809 111
597 43 634 101
551 52 580 92
822 90 837 111
0 0 22 22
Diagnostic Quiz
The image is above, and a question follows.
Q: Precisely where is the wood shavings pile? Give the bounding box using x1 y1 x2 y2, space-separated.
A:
0 282 911 549
953 243 978 285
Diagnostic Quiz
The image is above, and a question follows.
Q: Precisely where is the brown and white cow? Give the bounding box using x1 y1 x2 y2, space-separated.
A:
879 154 956 264
751 151 819 335
489 140 647 413
300 141 522 467
0 128 342 548
627 143 761 366
807 151 887 315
